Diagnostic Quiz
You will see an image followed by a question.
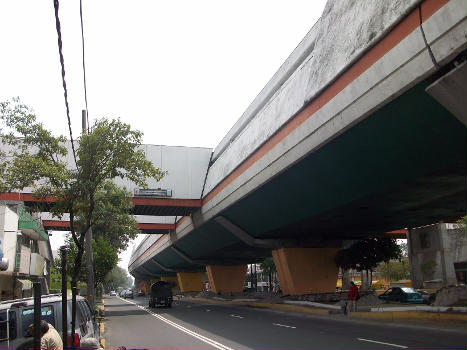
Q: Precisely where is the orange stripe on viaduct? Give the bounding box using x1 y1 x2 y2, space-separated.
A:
0 192 201 209
201 0 449 207
41 220 175 232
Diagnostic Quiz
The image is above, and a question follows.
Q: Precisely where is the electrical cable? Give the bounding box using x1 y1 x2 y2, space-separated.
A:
418 5 441 70
53 0 78 167
79 0 90 133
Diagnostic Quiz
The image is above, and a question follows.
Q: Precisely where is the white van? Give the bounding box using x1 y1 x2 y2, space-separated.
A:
0 294 99 349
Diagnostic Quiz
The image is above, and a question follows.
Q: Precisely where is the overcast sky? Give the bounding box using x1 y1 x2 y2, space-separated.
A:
0 0 327 271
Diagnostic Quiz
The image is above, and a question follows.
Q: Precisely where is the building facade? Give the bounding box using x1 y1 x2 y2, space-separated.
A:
0 205 52 300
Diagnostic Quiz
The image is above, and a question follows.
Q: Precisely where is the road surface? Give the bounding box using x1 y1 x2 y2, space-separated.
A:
103 295 466 350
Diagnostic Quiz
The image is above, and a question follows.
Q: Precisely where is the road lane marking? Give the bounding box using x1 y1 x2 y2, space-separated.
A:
272 323 296 329
206 309 211 312
121 298 235 350
230 314 244 319
357 338 408 348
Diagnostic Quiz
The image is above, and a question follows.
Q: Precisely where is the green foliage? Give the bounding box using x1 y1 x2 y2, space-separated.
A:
89 182 139 253
0 98 165 288
260 257 276 274
92 237 119 286
455 215 467 232
58 234 118 287
334 236 402 271
105 266 131 290
376 258 410 281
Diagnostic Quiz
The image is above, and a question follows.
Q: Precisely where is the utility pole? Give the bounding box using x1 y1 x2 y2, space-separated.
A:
83 110 95 310
60 246 68 349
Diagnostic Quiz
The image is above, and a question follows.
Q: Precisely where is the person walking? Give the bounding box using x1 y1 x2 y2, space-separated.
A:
347 281 359 314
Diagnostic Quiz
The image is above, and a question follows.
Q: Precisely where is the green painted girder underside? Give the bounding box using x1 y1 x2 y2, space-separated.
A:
173 77 465 262
221 79 466 239
134 73 466 274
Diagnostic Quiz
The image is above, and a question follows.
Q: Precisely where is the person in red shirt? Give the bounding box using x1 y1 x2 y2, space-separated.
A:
347 281 359 313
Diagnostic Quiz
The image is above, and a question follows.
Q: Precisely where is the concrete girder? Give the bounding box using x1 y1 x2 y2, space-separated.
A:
147 259 177 273
426 60 467 127
214 216 297 249
170 245 256 266
170 246 209 266
139 266 161 278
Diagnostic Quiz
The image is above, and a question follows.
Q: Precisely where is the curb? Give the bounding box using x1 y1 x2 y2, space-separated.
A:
190 297 328 315
100 298 105 349
189 297 467 323
352 310 467 322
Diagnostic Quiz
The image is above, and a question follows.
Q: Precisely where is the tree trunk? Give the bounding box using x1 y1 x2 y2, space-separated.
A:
85 227 95 310
342 269 350 290
361 270 369 291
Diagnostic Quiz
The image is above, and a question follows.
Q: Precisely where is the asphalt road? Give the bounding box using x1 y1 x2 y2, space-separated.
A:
103 295 466 350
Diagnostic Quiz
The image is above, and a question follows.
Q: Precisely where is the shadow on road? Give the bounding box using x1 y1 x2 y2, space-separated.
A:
105 309 148 317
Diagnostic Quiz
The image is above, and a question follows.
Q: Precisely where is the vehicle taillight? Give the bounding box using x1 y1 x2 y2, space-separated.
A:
67 333 80 348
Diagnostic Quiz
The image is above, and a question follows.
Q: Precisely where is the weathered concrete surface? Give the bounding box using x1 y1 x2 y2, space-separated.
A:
433 285 467 306
129 0 467 282
408 223 467 288
207 0 421 194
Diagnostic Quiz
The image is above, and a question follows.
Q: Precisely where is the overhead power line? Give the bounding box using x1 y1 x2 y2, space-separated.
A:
79 0 90 133
53 0 78 166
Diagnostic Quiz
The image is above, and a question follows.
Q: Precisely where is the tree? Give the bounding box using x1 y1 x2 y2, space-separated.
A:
62 235 118 287
334 236 402 289
89 181 140 253
260 257 276 292
92 237 119 287
55 234 118 290
104 266 131 291
0 98 165 326
376 258 410 282
456 215 467 227
57 182 138 288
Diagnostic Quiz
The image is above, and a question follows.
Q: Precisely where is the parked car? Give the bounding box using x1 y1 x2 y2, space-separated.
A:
137 290 145 297
378 287 424 303
109 291 117 296
0 293 99 349
119 290 126 297
123 290 134 299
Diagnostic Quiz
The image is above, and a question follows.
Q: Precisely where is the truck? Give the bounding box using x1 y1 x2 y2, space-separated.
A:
148 281 173 308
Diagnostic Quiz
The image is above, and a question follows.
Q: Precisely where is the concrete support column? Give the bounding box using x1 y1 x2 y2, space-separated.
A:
138 280 151 295
161 276 180 293
408 223 459 288
272 248 340 295
177 272 204 292
206 265 247 293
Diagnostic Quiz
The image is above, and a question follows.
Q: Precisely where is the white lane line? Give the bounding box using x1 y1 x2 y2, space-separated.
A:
357 338 408 348
272 323 296 329
121 299 235 350
230 314 244 319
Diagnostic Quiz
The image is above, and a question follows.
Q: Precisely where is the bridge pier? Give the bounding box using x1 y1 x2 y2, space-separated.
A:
272 248 340 295
138 280 151 295
408 223 465 289
161 276 180 293
206 265 247 293
177 272 204 292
